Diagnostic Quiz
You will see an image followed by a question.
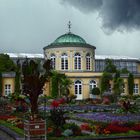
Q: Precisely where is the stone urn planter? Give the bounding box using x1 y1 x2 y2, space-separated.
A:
24 119 46 140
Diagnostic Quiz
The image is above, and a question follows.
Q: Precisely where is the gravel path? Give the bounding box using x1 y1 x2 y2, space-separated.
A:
0 129 15 140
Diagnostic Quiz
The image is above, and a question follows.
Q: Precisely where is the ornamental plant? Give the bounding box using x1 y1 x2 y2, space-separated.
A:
80 123 92 132
22 59 52 119
50 99 66 129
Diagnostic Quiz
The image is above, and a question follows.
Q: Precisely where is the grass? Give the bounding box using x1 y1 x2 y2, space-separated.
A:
48 132 140 140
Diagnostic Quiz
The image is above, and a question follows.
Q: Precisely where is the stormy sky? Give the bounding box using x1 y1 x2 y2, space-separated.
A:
0 0 140 58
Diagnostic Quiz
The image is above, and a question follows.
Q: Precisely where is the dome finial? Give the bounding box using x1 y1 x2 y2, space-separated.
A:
68 21 72 33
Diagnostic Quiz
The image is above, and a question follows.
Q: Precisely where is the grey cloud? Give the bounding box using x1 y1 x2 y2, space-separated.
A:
61 0 140 32
62 0 102 12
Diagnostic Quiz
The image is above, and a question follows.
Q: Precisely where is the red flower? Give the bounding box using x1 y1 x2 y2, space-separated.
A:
105 124 129 133
80 123 92 131
131 124 140 131
51 100 59 108
0 116 16 121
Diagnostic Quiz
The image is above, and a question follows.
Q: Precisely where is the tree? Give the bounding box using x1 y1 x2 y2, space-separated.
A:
0 54 16 72
100 72 112 93
22 59 52 116
113 71 124 97
128 72 134 96
104 59 117 73
15 59 21 93
120 68 129 74
92 87 100 95
101 59 117 93
51 71 72 98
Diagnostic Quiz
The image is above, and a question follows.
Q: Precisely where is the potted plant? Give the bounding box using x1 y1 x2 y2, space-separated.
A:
22 59 51 139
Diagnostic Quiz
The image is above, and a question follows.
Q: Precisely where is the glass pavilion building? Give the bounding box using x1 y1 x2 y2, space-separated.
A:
43 31 140 100
2 27 140 99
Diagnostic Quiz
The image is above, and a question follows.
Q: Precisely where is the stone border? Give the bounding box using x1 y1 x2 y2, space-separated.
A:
0 125 24 140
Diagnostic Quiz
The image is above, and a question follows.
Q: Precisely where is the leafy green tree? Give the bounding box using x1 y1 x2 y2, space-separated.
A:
120 68 129 74
51 71 72 98
100 72 112 93
128 72 134 96
15 59 21 93
51 71 60 98
101 59 117 93
113 71 124 96
104 59 117 73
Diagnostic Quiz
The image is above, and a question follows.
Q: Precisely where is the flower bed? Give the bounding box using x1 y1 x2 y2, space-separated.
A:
0 116 17 121
75 112 140 123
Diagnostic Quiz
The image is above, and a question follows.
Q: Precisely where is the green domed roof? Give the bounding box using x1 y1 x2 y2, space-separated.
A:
52 33 86 44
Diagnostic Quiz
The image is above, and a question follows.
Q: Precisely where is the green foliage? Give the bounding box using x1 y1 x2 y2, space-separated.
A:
100 59 117 93
50 108 66 128
51 71 72 98
0 74 2 95
63 123 81 136
128 73 134 96
92 87 100 95
0 54 16 72
113 70 124 97
0 120 24 136
62 129 73 136
100 72 112 93
120 68 129 74
51 72 58 98
104 59 117 73
15 59 21 93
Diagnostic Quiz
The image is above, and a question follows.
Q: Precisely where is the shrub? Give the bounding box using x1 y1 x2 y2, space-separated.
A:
92 87 100 95
63 123 81 136
62 129 73 136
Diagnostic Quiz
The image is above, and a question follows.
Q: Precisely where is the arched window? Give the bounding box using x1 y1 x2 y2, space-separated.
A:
50 54 55 69
89 80 97 94
86 53 91 70
75 80 82 95
61 53 68 70
74 53 81 70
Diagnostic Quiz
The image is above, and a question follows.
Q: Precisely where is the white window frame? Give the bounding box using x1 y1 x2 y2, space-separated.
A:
89 80 97 94
75 80 82 95
61 53 68 70
133 84 139 94
74 53 81 70
86 53 91 70
50 54 56 69
5 84 11 96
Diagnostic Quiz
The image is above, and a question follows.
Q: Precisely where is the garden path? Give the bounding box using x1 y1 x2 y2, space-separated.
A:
0 129 14 140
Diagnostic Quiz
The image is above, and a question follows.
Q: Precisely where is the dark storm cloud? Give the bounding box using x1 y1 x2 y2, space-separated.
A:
62 0 140 32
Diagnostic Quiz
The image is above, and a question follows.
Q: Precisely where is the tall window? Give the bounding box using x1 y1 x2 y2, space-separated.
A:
75 80 82 95
5 84 11 96
86 53 91 70
74 53 81 70
133 84 139 94
61 53 68 70
89 80 97 94
50 54 55 69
